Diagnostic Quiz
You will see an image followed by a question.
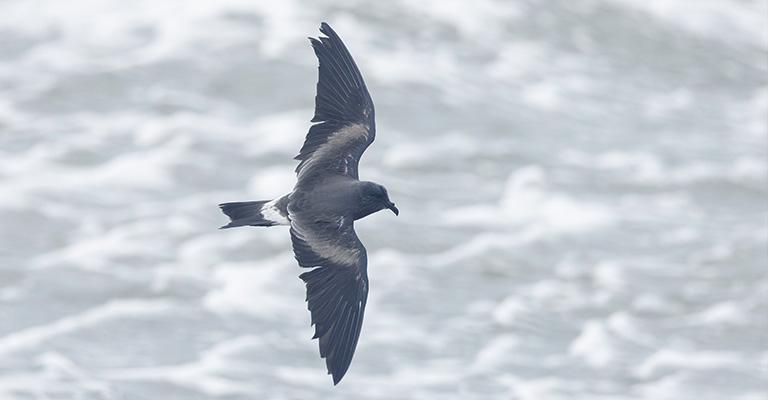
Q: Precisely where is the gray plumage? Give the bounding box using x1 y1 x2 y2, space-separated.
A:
218 22 397 385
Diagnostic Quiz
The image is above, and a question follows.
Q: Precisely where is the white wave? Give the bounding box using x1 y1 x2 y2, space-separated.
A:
520 81 563 111
487 40 547 79
0 133 186 212
592 261 627 291
681 300 750 326
0 352 111 400
471 335 521 373
400 0 523 38
568 319 618 368
246 166 296 199
492 279 593 327
429 233 518 266
728 87 768 140
659 227 700 244
245 111 311 156
491 296 527 326
605 0 768 49
202 257 300 318
0 0 310 72
501 375 591 400
33 217 174 270
500 166 613 232
103 335 264 396
365 43 462 90
738 393 768 400
382 133 479 168
561 149 767 186
631 293 684 314
445 165 613 236
632 348 746 379
643 88 693 120
605 312 658 347
367 248 412 287
0 299 178 358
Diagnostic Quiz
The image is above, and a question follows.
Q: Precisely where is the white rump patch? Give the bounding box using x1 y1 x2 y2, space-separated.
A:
261 197 290 226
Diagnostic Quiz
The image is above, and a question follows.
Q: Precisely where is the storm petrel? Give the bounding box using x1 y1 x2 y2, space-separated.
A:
219 22 397 385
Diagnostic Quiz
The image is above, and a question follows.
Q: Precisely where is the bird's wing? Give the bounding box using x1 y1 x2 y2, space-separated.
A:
289 209 369 385
295 22 375 181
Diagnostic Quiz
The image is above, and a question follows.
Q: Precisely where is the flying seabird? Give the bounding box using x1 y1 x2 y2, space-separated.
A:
218 22 398 385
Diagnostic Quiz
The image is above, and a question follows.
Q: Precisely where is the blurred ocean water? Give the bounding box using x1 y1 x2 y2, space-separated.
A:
0 0 766 399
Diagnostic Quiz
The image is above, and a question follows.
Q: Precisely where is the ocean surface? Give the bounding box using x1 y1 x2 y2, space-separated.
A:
1 0 766 399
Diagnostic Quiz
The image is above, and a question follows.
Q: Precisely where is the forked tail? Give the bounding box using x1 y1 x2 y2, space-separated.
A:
219 195 290 228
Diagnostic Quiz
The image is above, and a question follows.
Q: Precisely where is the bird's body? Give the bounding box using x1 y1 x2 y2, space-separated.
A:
219 22 397 385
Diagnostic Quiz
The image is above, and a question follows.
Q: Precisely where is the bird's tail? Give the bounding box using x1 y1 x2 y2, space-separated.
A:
219 196 290 229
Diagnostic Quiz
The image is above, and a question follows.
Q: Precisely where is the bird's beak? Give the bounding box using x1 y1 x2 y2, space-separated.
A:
387 202 399 216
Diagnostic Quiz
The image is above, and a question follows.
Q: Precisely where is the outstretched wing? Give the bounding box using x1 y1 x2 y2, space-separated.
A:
290 211 369 385
295 22 376 181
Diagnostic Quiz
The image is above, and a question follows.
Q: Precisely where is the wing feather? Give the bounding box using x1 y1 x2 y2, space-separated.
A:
295 23 375 181
290 213 368 385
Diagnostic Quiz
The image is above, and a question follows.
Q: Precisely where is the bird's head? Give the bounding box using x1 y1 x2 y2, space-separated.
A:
360 182 398 217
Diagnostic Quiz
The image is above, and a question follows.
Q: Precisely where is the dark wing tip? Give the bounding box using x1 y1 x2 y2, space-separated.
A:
332 371 343 386
318 22 337 39
307 21 372 124
298 264 367 385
